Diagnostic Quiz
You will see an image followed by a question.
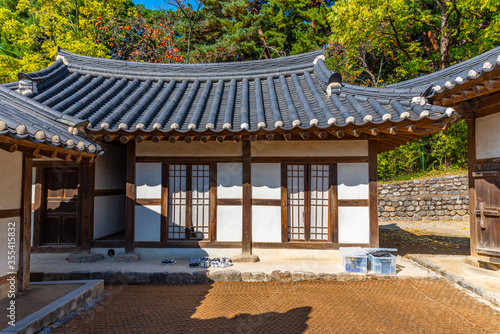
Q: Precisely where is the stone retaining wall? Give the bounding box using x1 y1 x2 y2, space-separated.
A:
378 174 469 222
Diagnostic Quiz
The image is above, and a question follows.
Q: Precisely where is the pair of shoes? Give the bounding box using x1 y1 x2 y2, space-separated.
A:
211 258 221 267
200 259 211 268
220 257 233 268
189 257 201 267
162 258 176 265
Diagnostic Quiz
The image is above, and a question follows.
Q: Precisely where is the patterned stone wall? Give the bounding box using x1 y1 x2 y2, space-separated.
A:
378 174 469 222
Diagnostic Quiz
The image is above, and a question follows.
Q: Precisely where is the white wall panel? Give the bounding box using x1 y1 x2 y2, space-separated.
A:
252 206 281 242
217 163 242 198
216 205 242 242
137 141 242 157
251 163 281 199
338 206 370 244
136 163 162 199
0 150 22 210
135 205 161 241
476 113 500 160
93 195 126 240
95 143 126 190
338 163 369 200
252 140 368 157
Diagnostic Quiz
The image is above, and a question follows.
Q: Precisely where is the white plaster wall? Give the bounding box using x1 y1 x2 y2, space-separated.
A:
93 195 126 239
251 140 368 157
338 163 369 200
95 143 126 190
216 206 242 242
135 205 161 241
476 113 500 160
217 163 242 198
252 206 281 242
251 163 281 199
0 217 20 278
137 141 242 157
338 206 370 244
136 163 162 199
0 150 22 210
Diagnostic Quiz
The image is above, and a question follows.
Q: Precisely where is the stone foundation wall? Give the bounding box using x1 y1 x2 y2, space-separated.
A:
378 174 469 222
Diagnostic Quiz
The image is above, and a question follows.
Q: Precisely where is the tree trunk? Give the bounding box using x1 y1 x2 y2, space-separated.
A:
435 0 450 69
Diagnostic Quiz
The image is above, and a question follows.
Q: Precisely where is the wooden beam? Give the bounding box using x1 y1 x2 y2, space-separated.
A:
486 79 500 91
386 126 397 135
151 135 163 143
461 90 475 100
242 140 252 255
281 163 288 243
332 130 344 138
368 140 378 248
79 164 95 251
168 136 179 143
184 136 193 143
266 133 274 141
368 128 379 136
351 129 361 137
283 133 292 141
65 154 72 162
104 134 118 142
18 154 32 292
472 85 488 96
315 131 327 139
135 135 145 143
467 117 477 257
451 94 465 103
300 132 309 140
120 135 134 144
125 141 136 253
200 136 209 144
9 143 17 152
161 163 169 242
402 125 416 133
216 135 225 143
250 134 258 142
233 135 241 143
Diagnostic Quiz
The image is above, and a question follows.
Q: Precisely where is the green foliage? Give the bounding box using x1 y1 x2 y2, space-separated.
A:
378 121 468 181
327 0 500 86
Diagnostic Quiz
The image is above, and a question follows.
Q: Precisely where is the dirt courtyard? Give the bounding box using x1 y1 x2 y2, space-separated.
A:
49 279 499 334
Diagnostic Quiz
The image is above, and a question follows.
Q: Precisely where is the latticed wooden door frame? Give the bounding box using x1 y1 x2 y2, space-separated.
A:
281 163 337 242
162 163 215 241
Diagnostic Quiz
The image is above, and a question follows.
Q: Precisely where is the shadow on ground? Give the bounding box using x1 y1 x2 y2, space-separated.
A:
380 223 470 256
48 284 311 334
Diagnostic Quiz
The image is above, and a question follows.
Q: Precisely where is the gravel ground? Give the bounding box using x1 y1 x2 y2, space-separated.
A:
379 220 470 256
48 280 500 334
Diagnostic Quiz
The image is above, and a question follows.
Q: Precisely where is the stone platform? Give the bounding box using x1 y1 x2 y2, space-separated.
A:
30 255 435 284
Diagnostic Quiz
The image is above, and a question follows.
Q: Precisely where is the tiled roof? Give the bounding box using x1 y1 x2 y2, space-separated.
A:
0 86 103 155
388 46 500 97
4 48 456 136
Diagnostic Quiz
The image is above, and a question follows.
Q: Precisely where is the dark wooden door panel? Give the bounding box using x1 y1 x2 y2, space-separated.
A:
41 168 79 245
474 163 500 252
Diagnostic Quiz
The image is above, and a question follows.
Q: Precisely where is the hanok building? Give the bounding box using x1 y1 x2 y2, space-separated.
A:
413 46 500 267
0 86 102 298
1 47 458 260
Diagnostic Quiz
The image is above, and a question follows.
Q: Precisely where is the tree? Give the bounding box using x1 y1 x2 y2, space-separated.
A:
0 0 133 83
327 0 500 86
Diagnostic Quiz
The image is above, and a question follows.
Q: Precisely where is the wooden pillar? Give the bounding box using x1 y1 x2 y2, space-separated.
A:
329 163 338 244
79 164 95 251
242 140 252 255
467 117 477 257
161 163 169 243
18 154 32 292
125 141 136 253
368 140 379 247
281 163 288 243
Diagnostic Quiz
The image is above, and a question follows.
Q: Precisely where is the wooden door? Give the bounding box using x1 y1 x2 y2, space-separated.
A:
473 163 500 263
41 167 79 245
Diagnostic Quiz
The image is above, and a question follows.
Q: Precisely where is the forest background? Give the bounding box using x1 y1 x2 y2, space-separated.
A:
1 0 499 180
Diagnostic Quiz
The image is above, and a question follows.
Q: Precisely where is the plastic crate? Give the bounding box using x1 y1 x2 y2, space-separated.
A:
368 253 397 274
339 247 368 273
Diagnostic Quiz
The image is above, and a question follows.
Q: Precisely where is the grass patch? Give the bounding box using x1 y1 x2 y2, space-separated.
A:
379 166 467 184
